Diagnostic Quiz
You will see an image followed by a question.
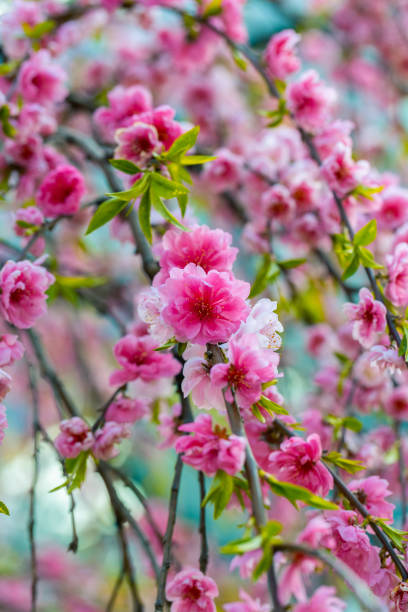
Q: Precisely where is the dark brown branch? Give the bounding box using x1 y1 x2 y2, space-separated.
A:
27 362 40 612
198 472 209 574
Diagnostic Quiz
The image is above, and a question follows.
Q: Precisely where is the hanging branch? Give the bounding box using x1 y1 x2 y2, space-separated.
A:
27 362 40 612
198 472 209 574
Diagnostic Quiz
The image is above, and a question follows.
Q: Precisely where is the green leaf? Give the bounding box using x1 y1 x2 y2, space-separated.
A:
0 105 17 138
150 173 189 198
202 0 223 18
258 395 288 416
51 452 90 495
154 338 177 351
109 159 142 174
138 189 152 244
261 472 338 510
150 189 188 231
232 48 247 71
0 501 10 516
350 184 384 201
180 155 217 165
341 252 360 280
55 275 106 289
353 219 377 247
253 549 272 581
278 258 307 269
107 173 150 201
220 534 263 555
0 60 20 76
249 255 279 299
399 324 408 361
202 471 234 519
16 220 39 230
324 414 362 437
85 198 128 235
357 246 384 270
22 20 56 39
323 451 365 474
164 127 200 162
252 403 266 423
375 519 408 552
177 194 188 217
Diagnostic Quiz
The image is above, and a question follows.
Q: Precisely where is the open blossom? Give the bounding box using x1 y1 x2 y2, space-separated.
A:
202 148 242 193
54 418 94 459
260 184 295 225
175 414 245 476
321 142 369 197
344 288 386 348
166 568 218 612
36 165 86 217
264 29 300 80
390 582 408 612
182 357 225 411
109 334 181 386
134 105 182 150
18 50 67 106
386 243 408 307
211 334 280 409
268 433 333 496
305 323 334 358
0 371 12 402
224 589 269 612
93 421 130 460
105 396 148 423
377 187 408 230
0 260 54 329
153 225 238 286
349 476 394 520
369 345 404 374
0 334 24 368
114 122 161 165
93 85 153 141
287 70 336 133
237 298 283 350
385 386 408 420
293 587 346 612
160 264 250 345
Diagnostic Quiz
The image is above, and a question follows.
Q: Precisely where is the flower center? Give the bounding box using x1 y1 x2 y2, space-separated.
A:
193 298 214 320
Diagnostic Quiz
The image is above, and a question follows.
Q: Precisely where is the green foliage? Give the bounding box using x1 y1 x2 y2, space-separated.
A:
162 127 200 162
260 99 288 128
232 49 247 71
154 338 177 351
323 413 363 439
261 472 338 510
249 254 280 298
22 20 56 39
85 198 128 235
375 519 408 553
202 470 234 519
50 451 90 494
350 184 384 202
202 0 223 18
0 60 20 76
109 159 142 174
0 501 10 516
47 275 106 305
333 222 383 280
257 395 288 416
398 323 408 362
323 451 365 474
0 105 17 139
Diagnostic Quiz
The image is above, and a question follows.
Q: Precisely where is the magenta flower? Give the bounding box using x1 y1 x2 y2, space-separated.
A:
54 417 94 459
36 164 86 218
93 421 130 460
224 589 269 612
135 105 182 150
0 334 24 368
114 122 161 166
385 386 408 420
287 70 336 133
105 396 148 424
268 433 333 497
202 148 242 193
293 587 346 612
264 29 301 80
377 187 408 230
349 476 394 520
260 184 295 226
18 50 67 106
0 260 54 329
211 334 280 409
160 264 250 345
93 84 153 141
321 142 369 197
153 224 238 286
344 288 386 348
166 568 218 612
175 414 245 477
386 243 408 307
109 333 181 386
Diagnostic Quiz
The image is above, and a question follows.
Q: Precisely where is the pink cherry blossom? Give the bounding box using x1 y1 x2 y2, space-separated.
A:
203 148 242 193
160 264 250 345
287 70 336 133
114 123 161 166
166 568 218 612
134 105 182 150
344 288 386 348
152 224 238 286
224 589 269 612
18 50 67 106
0 260 54 329
109 334 181 386
305 324 334 358
386 243 408 307
36 165 86 218
237 298 283 350
182 357 225 411
0 334 25 368
349 476 394 520
321 142 370 197
211 334 280 409
385 386 408 420
93 85 153 141
92 421 131 460
105 396 148 423
368 345 405 374
260 184 295 226
292 587 346 612
264 29 301 80
54 417 94 459
377 188 408 230
0 405 8 445
268 433 333 497
175 414 245 476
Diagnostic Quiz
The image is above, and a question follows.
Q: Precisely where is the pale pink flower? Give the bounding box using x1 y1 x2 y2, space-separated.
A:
182 357 225 411
260 184 295 225
349 476 394 520
36 165 86 217
293 587 346 612
386 243 408 306
175 414 245 476
237 298 283 350
0 260 54 329
54 417 94 459
224 589 269 612
160 264 250 345
14 206 45 256
390 582 408 611
314 119 354 159
354 351 388 388
158 403 182 448
114 122 161 166
153 225 238 286
377 188 408 230
94 84 153 141
166 568 218 612
203 148 242 193
230 550 263 579
268 434 333 497
368 345 404 375
305 324 334 358
135 105 182 150
109 334 181 386
211 334 280 409
385 386 408 420
344 288 386 348
287 70 336 133
264 29 300 80
137 287 174 345
93 421 130 460
0 334 25 367
0 405 7 445
18 50 67 106
321 142 369 197
105 396 148 423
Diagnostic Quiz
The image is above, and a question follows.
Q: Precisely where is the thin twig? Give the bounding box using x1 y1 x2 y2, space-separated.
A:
27 362 40 612
198 472 209 574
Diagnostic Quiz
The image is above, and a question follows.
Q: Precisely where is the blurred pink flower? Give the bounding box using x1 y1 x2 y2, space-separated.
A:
166 568 218 612
54 417 94 459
